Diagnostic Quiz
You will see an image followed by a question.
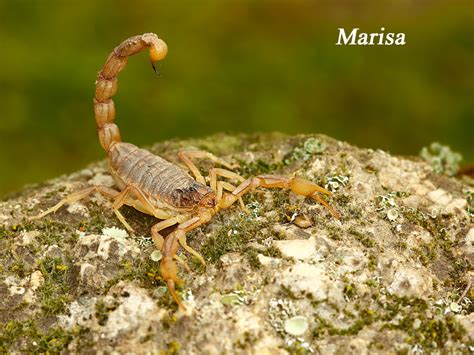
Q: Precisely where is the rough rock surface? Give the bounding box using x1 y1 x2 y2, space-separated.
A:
0 133 472 354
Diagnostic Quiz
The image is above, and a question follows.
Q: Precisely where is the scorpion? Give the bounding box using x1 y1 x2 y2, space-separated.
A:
33 33 339 310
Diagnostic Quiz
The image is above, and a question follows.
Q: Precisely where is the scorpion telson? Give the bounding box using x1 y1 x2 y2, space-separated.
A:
32 33 339 311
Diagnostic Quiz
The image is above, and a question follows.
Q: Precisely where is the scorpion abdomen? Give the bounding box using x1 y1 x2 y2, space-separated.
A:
108 142 199 208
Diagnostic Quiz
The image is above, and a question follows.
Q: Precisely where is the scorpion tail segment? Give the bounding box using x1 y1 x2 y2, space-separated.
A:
94 33 167 151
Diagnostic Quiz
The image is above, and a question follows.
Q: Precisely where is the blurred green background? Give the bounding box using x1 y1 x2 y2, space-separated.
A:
0 0 472 197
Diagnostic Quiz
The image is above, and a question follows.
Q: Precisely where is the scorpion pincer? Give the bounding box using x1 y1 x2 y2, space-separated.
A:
32 33 339 310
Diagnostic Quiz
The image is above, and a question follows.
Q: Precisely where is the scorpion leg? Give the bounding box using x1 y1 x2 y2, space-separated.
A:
216 181 248 212
31 186 120 220
209 168 247 212
151 217 180 249
128 185 173 219
111 186 135 232
219 175 340 219
178 151 239 185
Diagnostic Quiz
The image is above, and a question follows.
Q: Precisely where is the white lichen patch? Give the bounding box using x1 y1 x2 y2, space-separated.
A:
273 236 317 260
67 202 90 217
79 262 97 282
8 285 26 296
101 226 128 240
59 297 98 329
88 173 115 187
279 262 335 301
284 316 309 336
29 270 44 290
77 233 139 261
149 249 162 261
257 253 281 267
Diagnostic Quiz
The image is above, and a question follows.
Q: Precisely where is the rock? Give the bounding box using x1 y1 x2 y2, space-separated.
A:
67 202 89 217
427 188 453 206
101 282 160 339
71 232 141 293
460 228 474 260
454 313 474 341
0 133 471 353
388 266 433 298
273 236 317 260
445 198 467 214
88 173 115 188
279 262 336 301
19 230 40 246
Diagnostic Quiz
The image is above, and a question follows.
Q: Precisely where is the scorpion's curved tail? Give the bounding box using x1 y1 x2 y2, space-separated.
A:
94 33 168 151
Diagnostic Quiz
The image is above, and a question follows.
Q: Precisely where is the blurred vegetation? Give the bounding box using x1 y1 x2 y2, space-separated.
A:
0 0 472 197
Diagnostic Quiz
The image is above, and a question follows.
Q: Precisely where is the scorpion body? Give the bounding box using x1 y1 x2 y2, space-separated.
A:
33 33 339 310
108 142 215 213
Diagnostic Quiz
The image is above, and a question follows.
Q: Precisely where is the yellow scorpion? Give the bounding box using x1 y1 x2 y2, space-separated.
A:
33 33 339 310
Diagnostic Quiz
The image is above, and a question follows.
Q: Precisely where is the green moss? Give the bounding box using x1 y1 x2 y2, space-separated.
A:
95 299 119 326
412 244 437 266
283 339 313 355
161 314 178 330
199 213 261 264
0 320 77 353
279 285 299 300
103 257 166 293
379 295 466 349
165 340 181 354
326 225 343 241
38 256 71 315
313 292 466 350
343 283 357 299
33 326 75 353
9 258 28 278
243 247 261 269
402 208 449 247
367 254 378 271
338 309 378 335
21 218 77 252
0 320 35 352
78 202 109 234
237 158 282 177
262 245 283 259
348 227 374 248
335 194 351 207
364 164 378 174
0 226 11 240
234 331 258 350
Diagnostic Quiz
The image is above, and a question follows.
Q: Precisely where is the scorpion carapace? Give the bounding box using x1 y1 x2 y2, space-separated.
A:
33 33 339 311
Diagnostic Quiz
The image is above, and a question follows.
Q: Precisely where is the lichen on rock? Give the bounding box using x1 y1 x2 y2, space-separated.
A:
0 133 472 353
